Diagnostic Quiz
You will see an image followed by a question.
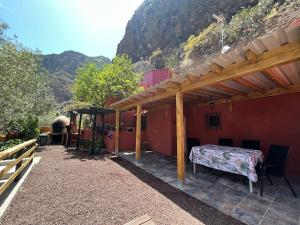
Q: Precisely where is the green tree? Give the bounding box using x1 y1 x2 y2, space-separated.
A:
0 23 55 133
71 54 142 107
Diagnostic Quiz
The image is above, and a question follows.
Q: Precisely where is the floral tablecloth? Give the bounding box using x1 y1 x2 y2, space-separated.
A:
189 144 263 182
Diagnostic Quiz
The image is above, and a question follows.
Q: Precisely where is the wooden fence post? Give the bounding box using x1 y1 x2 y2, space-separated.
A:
13 147 24 182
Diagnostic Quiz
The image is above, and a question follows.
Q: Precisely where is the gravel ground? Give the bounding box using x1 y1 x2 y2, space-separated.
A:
0 146 244 225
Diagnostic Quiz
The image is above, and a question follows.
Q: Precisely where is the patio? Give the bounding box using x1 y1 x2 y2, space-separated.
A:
119 151 300 225
0 146 244 225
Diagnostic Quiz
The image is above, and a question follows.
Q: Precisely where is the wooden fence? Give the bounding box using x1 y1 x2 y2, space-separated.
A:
0 139 37 195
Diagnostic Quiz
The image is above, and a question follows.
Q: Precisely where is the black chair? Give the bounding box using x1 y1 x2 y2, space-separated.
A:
218 138 233 147
260 145 297 197
186 138 200 164
241 140 261 150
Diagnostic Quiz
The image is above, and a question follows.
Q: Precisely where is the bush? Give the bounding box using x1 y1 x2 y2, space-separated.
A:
7 115 40 140
183 23 220 59
225 0 275 43
182 0 276 60
0 139 23 151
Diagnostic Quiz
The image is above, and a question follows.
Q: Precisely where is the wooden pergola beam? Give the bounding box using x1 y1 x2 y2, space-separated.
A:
186 73 199 82
231 83 300 102
167 81 181 89
245 49 258 63
112 41 300 110
211 63 223 73
181 41 300 92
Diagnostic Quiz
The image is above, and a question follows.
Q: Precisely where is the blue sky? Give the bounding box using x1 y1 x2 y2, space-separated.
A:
0 0 143 58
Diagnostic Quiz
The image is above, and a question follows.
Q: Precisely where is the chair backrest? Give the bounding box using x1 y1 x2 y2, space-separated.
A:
241 140 261 150
265 145 290 175
219 138 233 147
187 138 200 153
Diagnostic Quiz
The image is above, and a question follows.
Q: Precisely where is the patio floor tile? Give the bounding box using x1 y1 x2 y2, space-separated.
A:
119 151 300 225
274 190 300 211
261 202 300 225
231 207 261 225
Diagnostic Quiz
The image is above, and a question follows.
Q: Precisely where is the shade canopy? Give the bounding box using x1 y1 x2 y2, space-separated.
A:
109 23 300 111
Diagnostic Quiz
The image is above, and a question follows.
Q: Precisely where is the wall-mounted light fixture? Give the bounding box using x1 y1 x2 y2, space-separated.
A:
208 101 215 110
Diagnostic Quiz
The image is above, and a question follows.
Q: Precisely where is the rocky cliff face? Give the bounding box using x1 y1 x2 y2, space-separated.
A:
117 0 257 62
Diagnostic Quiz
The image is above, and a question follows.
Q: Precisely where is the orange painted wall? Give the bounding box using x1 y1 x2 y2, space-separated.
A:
104 93 300 175
105 129 146 153
146 107 176 156
185 93 300 175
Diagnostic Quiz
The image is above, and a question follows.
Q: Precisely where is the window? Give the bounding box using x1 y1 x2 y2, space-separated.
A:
205 112 221 130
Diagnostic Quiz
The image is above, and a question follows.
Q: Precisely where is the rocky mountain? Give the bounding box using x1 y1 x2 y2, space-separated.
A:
117 0 258 62
120 0 299 73
42 51 111 103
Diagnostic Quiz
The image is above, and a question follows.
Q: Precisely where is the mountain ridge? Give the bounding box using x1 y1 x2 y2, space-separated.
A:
42 50 111 103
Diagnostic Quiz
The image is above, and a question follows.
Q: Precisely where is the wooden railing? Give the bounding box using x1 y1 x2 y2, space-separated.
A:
0 139 37 195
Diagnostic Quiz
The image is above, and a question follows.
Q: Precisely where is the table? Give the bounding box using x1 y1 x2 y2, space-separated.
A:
189 144 263 192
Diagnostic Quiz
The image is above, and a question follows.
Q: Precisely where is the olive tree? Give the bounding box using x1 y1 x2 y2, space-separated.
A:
0 22 55 133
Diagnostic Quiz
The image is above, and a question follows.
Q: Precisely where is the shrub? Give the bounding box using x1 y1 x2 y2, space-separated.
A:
0 139 23 151
182 0 276 60
183 23 220 59
7 115 40 140
225 0 275 43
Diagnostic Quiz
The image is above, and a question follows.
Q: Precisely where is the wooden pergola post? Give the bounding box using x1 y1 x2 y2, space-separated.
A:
90 112 97 155
135 104 142 163
115 110 120 154
176 91 185 187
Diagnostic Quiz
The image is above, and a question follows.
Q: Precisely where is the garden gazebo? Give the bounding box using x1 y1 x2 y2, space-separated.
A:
69 107 115 155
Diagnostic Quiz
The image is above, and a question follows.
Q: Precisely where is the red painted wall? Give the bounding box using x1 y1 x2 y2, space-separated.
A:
106 93 300 175
185 93 300 175
146 107 176 156
105 130 146 153
141 69 172 89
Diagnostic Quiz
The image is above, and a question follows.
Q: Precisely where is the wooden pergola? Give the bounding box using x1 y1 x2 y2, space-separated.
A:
69 107 115 155
110 24 300 186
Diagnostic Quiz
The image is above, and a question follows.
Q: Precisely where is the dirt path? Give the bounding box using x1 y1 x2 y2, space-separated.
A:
0 146 243 225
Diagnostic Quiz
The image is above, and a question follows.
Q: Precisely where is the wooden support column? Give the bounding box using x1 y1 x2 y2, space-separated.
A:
135 104 142 163
76 113 83 151
115 110 120 154
176 91 185 186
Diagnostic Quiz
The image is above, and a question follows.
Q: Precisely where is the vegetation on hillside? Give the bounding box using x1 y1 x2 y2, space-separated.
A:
117 0 257 62
42 51 111 103
69 54 142 108
183 0 278 60
0 21 56 138
131 0 299 73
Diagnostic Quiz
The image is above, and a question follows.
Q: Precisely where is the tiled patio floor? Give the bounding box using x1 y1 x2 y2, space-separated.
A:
119 151 300 225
